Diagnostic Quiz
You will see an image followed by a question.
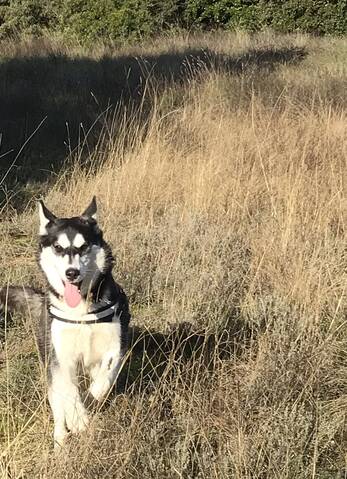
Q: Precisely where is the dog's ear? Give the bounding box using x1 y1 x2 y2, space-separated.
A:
38 200 56 235
81 196 97 221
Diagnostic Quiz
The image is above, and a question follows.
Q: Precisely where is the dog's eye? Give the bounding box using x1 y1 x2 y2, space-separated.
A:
79 243 89 255
53 244 64 254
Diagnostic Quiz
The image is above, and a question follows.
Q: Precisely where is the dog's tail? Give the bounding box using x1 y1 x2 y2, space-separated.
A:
0 286 44 319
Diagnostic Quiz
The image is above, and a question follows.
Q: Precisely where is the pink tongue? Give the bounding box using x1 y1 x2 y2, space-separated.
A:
64 283 82 308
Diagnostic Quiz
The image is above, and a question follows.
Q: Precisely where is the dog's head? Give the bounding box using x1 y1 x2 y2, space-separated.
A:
38 197 112 306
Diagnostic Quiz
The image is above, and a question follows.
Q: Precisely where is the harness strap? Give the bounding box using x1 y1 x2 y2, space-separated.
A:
49 302 118 324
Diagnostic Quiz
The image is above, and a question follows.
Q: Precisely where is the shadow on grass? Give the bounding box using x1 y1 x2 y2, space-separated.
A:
118 313 254 395
0 45 306 207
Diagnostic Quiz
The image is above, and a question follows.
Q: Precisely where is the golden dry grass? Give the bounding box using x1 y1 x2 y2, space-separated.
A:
0 32 347 478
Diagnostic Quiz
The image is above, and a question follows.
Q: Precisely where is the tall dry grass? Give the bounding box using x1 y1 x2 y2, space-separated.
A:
0 32 346 478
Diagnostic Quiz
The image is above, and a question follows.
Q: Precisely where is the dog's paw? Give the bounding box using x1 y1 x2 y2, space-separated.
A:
65 405 89 433
53 428 68 451
89 378 111 402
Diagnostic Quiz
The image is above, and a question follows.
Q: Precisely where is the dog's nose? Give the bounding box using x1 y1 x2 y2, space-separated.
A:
65 268 80 282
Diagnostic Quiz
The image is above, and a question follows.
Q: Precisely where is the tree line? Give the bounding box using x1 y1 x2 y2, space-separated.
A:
1 0 346 43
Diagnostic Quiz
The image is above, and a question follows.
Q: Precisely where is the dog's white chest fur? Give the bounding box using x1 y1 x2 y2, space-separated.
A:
51 319 121 368
49 293 122 370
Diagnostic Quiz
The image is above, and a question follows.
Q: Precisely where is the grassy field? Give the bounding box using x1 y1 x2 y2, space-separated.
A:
0 31 346 478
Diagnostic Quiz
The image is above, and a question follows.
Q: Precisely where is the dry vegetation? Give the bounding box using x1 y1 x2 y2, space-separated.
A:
0 32 347 478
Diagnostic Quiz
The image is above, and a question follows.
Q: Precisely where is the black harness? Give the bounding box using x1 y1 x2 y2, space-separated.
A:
49 301 119 324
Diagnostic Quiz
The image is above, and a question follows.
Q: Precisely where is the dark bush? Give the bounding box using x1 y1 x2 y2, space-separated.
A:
0 0 346 42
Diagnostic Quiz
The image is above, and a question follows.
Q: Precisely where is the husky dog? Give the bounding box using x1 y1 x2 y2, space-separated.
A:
0 197 130 447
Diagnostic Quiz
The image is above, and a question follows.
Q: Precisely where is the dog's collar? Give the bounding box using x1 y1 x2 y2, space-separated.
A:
49 301 118 324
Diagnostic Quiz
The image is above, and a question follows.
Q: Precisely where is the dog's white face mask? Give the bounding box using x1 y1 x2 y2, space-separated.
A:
38 198 107 307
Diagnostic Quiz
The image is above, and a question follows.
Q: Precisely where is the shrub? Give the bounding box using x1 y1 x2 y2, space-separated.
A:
0 0 347 42
0 0 58 38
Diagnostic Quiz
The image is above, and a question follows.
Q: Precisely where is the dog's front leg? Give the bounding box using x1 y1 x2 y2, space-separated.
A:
89 349 122 402
48 374 68 449
50 364 89 446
